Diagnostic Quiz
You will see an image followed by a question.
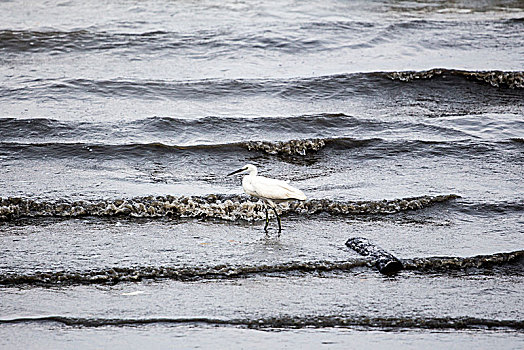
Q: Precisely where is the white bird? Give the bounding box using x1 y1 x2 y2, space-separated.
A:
227 164 306 235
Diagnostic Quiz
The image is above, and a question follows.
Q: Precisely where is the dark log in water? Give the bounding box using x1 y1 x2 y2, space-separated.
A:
346 237 403 274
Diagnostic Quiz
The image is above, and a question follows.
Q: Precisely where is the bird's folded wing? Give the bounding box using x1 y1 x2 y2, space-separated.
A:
251 176 307 200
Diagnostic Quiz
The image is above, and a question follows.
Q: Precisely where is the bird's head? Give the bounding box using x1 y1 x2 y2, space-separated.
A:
227 164 257 176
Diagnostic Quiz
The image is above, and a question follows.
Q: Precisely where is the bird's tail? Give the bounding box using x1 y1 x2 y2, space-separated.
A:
289 189 307 201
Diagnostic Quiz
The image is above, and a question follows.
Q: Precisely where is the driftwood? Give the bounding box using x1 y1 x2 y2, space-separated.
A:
346 237 403 274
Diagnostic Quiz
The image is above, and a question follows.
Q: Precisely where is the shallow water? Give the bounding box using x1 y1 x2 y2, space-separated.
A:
1 0 523 348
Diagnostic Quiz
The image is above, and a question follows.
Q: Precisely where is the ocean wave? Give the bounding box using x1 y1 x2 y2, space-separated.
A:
3 70 523 102
0 194 459 222
0 140 324 159
387 69 524 89
245 139 326 156
0 114 358 140
2 15 521 56
1 315 521 330
0 28 326 54
403 250 524 272
0 114 407 149
1 136 516 161
0 250 521 287
455 200 524 215
4 114 520 157
0 260 370 286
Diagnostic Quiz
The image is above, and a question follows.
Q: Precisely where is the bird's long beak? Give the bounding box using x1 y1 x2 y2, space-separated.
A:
227 167 245 176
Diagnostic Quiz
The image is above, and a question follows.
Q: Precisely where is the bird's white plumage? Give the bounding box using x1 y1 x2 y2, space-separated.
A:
231 164 306 202
228 164 306 234
242 175 306 202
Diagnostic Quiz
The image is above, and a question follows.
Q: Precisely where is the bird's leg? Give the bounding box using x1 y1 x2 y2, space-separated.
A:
272 207 281 236
263 202 269 233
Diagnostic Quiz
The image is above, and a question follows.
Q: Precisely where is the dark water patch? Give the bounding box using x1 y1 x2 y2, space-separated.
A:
1 315 522 331
0 141 247 161
0 118 68 138
0 29 104 53
381 19 524 50
387 2 524 14
2 77 269 101
0 260 370 286
0 28 328 55
506 17 524 24
452 200 524 216
326 138 519 161
0 194 459 222
300 20 377 32
387 69 524 89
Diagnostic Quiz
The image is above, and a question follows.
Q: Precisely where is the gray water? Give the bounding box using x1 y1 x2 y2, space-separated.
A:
1 0 524 348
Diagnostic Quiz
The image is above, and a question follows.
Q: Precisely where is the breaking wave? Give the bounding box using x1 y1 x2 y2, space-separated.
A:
1 315 522 331
244 139 326 155
3 69 523 102
387 69 524 89
0 194 459 222
0 250 521 287
0 260 370 286
0 139 328 158
0 29 326 54
403 250 524 272
1 138 515 162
